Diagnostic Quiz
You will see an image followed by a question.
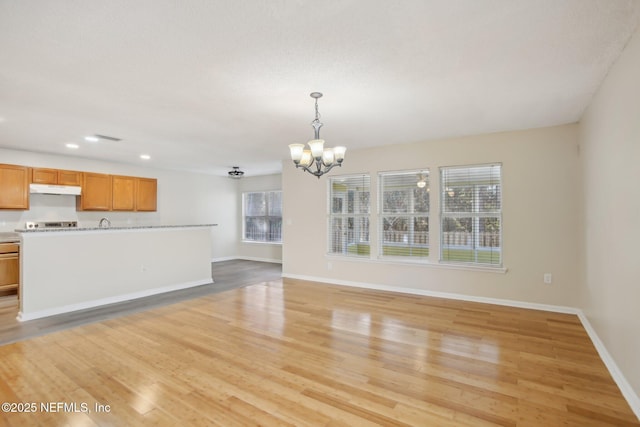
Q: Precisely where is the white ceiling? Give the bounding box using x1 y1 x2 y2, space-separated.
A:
1 1 639 177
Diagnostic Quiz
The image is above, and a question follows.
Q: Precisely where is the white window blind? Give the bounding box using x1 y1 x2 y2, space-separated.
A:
328 174 370 256
440 164 502 265
243 191 282 243
379 170 430 259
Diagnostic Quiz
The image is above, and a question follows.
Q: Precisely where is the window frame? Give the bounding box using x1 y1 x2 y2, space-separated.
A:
378 169 430 261
327 174 371 258
242 190 283 244
439 163 502 267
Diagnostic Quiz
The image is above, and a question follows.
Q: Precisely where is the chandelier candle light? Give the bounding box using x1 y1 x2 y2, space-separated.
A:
289 92 346 178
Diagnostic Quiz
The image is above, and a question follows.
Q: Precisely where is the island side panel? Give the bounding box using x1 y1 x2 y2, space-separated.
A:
19 227 212 320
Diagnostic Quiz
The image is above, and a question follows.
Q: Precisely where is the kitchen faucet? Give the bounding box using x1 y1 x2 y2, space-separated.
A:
98 217 111 228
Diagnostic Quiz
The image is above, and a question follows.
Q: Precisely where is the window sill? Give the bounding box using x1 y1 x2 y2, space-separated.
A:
242 240 282 245
325 253 507 274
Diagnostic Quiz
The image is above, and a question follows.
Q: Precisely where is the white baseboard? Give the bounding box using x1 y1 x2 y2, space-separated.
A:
211 256 237 262
282 272 640 419
236 256 282 264
212 256 283 264
577 312 640 420
283 273 578 314
17 278 213 322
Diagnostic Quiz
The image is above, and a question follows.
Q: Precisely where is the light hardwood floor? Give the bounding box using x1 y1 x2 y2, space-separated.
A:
0 260 282 345
0 265 638 426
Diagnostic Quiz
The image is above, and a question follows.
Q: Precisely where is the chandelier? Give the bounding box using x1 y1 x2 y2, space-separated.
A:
288 92 346 178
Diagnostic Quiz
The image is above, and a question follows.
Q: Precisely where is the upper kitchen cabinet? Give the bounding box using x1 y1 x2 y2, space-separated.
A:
103 175 157 212
77 172 112 211
58 170 82 186
112 176 157 211
31 167 82 186
0 164 29 210
30 168 56 184
112 175 136 211
136 178 157 212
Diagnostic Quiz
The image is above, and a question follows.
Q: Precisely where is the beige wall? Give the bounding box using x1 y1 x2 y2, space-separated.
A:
283 124 581 306
237 173 283 262
579 25 640 397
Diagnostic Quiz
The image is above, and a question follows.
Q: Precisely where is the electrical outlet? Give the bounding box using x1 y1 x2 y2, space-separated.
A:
544 273 552 284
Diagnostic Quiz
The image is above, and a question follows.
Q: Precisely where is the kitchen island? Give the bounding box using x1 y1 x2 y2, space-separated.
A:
17 224 216 321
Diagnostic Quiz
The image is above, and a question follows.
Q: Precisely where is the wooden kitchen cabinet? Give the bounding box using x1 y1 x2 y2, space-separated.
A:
58 170 82 185
0 243 19 297
31 167 57 184
0 164 29 210
112 175 136 211
136 178 157 211
112 176 157 211
2 162 155 212
32 167 81 186
77 172 112 211
80 174 156 212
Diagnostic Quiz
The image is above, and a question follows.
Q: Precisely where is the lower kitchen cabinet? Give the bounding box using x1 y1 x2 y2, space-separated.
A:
0 243 19 298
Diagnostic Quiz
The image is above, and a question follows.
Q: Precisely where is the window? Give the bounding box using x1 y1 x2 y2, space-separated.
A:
440 164 502 265
328 174 370 256
243 191 282 243
379 170 430 259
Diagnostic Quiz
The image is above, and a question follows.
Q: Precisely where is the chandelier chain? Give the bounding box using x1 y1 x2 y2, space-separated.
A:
314 97 321 122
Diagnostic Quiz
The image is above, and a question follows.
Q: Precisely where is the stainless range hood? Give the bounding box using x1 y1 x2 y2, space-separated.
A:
29 183 82 196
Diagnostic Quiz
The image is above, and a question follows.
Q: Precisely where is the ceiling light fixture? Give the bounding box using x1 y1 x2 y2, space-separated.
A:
140 154 151 160
84 136 100 143
228 166 244 179
65 143 79 149
288 92 346 179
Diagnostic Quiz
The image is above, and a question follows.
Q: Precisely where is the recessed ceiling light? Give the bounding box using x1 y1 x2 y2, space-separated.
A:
140 154 151 160
65 143 79 149
84 136 100 142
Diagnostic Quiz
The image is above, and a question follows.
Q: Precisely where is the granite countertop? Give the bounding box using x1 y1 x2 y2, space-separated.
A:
16 224 218 233
0 232 20 243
